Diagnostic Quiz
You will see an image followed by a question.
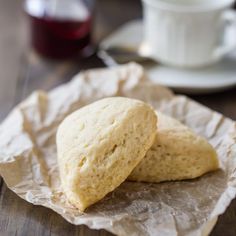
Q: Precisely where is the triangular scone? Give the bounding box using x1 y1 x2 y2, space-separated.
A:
128 112 219 182
57 97 157 211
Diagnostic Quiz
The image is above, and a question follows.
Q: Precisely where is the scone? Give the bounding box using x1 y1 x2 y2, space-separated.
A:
128 112 219 182
56 97 157 211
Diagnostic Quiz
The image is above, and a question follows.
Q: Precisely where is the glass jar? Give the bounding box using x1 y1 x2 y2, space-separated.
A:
24 0 95 59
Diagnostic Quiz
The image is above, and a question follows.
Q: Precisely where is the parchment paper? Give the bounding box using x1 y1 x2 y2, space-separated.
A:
0 63 236 236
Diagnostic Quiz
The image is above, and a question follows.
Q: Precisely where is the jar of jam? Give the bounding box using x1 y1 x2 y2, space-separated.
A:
24 0 95 59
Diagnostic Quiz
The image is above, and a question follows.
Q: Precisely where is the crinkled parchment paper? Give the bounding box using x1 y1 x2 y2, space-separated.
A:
0 63 236 236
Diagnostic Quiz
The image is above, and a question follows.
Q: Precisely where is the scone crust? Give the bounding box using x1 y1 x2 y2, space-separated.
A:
128 112 219 182
57 97 157 211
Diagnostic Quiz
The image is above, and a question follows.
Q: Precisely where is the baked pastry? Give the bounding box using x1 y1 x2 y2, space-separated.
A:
128 112 219 182
56 97 157 211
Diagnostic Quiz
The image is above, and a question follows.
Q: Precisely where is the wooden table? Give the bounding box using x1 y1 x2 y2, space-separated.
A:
0 0 236 235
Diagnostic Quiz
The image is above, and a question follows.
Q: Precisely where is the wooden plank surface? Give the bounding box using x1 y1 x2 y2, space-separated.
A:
0 0 28 120
0 0 236 236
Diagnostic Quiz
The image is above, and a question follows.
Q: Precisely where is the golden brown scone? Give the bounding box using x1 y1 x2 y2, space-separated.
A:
128 112 219 182
56 97 157 211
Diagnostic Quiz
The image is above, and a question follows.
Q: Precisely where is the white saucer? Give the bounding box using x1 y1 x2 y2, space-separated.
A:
100 20 236 94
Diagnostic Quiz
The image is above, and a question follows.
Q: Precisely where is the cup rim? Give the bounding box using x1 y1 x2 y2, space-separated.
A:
142 0 234 12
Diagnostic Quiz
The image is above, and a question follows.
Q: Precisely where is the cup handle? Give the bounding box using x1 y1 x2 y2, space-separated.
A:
213 10 236 60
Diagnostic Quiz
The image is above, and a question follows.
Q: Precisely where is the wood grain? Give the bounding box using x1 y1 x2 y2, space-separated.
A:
0 185 112 236
0 0 236 235
0 0 28 120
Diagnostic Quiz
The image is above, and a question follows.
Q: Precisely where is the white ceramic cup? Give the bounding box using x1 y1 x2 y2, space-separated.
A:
141 0 236 68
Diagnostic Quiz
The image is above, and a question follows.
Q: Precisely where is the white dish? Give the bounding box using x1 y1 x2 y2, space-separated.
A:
100 20 236 94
